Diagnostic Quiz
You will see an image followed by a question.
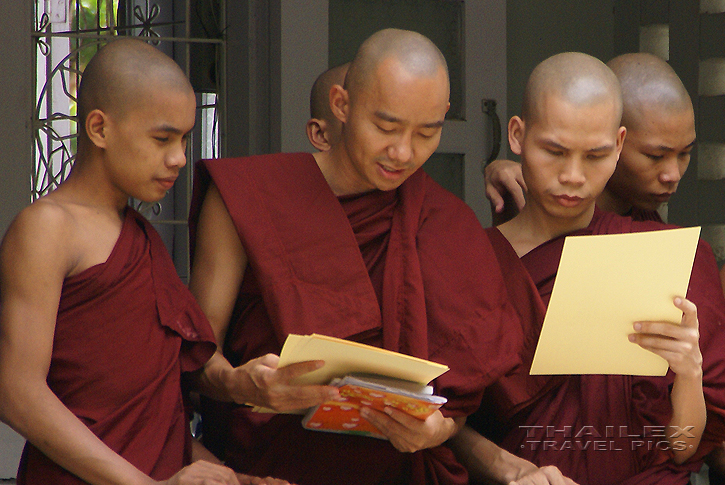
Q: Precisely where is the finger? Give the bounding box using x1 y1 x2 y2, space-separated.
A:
674 297 698 329
485 185 505 213
510 182 527 210
629 331 698 354
257 353 281 368
275 359 326 380
540 466 572 485
359 406 397 434
380 405 425 428
266 384 340 412
632 321 698 342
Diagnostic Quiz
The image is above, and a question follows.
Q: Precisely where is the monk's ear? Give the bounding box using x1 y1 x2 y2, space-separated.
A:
508 116 525 156
306 118 332 152
615 126 627 159
85 109 109 149
329 84 349 124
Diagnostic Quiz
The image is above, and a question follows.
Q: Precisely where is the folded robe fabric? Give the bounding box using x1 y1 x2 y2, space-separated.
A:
470 208 725 485
17 208 216 484
189 153 524 485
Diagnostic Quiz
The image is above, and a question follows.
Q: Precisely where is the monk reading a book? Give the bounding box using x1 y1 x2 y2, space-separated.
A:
449 52 725 485
188 28 523 485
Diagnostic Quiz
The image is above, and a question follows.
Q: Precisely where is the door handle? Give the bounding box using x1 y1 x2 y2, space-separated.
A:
482 98 501 167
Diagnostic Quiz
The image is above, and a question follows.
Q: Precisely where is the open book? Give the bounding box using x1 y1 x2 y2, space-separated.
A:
253 334 450 437
302 374 447 439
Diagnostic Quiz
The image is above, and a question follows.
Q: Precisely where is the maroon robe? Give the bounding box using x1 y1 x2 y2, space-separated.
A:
189 153 524 485
471 208 725 485
629 206 664 223
17 208 216 484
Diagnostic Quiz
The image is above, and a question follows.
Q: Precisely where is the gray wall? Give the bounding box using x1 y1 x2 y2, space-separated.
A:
0 2 33 476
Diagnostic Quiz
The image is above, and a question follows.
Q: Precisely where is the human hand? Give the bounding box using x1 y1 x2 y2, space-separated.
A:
236 473 294 485
484 159 527 213
629 296 702 379
227 354 339 412
508 465 579 485
358 407 458 453
159 460 240 485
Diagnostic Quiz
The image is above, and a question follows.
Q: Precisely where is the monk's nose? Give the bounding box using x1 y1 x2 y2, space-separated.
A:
167 144 187 169
559 158 586 185
388 133 413 164
659 157 682 184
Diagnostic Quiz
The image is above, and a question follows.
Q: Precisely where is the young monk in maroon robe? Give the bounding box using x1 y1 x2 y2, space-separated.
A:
450 52 725 485
485 52 696 225
0 39 251 485
306 62 349 151
187 28 523 485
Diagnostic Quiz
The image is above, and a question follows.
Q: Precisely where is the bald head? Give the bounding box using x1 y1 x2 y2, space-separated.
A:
77 38 193 140
522 52 622 127
344 28 449 102
607 53 692 131
310 62 349 121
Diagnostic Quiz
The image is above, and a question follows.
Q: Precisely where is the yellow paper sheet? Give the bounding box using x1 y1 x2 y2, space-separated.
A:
530 226 701 376
278 334 449 386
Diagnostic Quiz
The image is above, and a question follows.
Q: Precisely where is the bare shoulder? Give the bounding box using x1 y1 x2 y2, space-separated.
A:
0 198 79 279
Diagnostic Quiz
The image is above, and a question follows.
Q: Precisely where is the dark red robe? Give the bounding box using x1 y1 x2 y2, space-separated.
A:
189 153 524 485
17 208 216 484
470 208 725 485
629 206 664 223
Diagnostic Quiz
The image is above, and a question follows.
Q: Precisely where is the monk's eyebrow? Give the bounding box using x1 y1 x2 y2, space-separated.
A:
539 139 614 153
151 124 188 135
374 111 400 123
643 139 697 152
587 144 615 153
374 111 445 129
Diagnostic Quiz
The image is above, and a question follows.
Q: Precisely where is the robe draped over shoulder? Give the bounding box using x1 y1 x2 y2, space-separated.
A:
470 208 725 485
17 208 216 485
189 153 524 485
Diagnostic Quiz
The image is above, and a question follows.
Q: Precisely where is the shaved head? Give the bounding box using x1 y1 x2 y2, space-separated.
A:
522 52 622 128
310 62 349 121
607 53 693 131
77 38 193 140
344 28 449 102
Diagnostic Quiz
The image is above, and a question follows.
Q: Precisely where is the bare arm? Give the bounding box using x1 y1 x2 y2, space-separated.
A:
449 425 577 485
188 183 337 411
0 205 238 485
629 297 705 464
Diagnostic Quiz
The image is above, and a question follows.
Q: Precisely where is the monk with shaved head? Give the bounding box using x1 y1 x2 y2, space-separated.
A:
0 38 250 485
449 52 725 484
485 52 696 225
306 62 349 151
187 28 523 484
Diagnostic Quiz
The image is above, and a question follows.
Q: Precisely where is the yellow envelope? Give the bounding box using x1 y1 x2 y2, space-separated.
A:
279 333 449 386
530 226 701 376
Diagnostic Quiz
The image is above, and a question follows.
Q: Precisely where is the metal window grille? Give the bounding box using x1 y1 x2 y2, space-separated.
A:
33 0 226 280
